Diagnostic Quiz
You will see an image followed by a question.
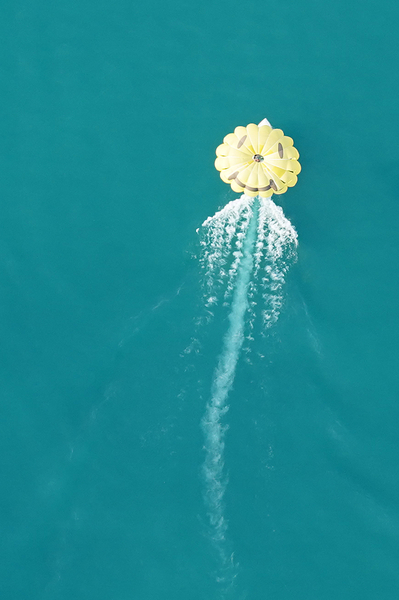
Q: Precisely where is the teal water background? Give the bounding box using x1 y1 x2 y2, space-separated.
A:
1 1 399 598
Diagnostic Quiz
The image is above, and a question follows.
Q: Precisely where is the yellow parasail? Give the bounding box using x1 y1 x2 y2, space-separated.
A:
215 122 301 198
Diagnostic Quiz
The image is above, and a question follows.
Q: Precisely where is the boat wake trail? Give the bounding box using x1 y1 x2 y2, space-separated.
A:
199 195 297 595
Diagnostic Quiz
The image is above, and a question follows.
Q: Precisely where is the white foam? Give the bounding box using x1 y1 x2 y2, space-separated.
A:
198 195 298 592
257 198 297 329
201 205 258 587
200 195 253 307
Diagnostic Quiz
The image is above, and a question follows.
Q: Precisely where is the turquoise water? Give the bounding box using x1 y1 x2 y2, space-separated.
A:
1 0 399 598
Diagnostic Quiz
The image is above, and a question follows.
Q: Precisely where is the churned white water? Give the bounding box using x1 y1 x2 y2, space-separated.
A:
200 196 254 309
198 195 297 594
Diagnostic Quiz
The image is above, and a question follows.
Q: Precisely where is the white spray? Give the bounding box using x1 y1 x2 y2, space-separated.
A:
201 200 257 585
199 195 297 593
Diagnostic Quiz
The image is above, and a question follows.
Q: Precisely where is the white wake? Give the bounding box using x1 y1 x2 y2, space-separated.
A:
199 195 297 593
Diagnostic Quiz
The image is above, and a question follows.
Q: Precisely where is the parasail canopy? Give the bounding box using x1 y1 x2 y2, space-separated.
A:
215 122 301 198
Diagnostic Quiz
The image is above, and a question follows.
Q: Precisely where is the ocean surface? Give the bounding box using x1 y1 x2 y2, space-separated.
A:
1 1 399 599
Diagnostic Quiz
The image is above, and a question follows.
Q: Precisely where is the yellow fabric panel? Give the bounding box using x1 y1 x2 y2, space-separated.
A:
281 172 298 187
270 166 286 178
258 125 272 151
225 147 252 159
220 170 232 184
274 159 301 175
267 146 300 161
220 162 248 182
223 127 254 157
214 157 230 170
245 164 262 196
231 180 244 193
234 126 247 139
216 143 229 157
284 146 299 159
274 185 288 195
230 156 251 168
262 163 285 191
246 124 259 153
220 165 241 183
215 157 250 172
258 166 271 188
236 164 254 185
246 163 259 187
262 129 284 154
266 136 294 158
266 158 299 172
215 122 300 197
245 188 258 197
234 125 255 153
259 188 274 198
223 133 239 147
